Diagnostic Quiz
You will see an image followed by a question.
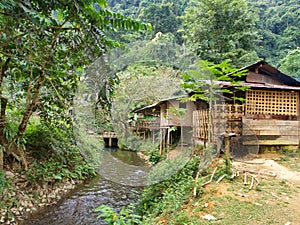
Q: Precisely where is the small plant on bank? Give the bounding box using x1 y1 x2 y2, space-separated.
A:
0 170 10 195
25 155 95 185
213 157 233 182
148 148 164 165
94 204 142 225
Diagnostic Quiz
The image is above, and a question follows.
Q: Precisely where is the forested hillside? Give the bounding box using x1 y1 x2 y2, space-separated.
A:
0 0 299 224
107 0 300 78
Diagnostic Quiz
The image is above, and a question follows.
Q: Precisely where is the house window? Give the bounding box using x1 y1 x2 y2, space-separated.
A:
246 90 298 116
179 102 186 109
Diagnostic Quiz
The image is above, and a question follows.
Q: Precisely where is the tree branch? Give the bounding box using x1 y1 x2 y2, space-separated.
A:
0 57 11 129
0 57 11 88
0 33 26 48
17 20 68 137
48 26 80 31
0 96 8 129
25 41 33 112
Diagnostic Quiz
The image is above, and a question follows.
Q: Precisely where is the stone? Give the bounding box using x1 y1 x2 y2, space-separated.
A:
5 171 14 179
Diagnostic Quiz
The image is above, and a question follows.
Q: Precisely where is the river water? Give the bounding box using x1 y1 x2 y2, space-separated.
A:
21 148 148 225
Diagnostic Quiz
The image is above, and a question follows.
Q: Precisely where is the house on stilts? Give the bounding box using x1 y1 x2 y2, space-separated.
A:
131 61 300 157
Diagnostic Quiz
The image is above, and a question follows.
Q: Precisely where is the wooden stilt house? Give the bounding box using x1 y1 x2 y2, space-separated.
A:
132 61 300 156
241 61 300 148
133 96 203 153
193 61 300 153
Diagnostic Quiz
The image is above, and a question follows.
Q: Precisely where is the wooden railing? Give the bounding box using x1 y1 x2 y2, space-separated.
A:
99 131 117 138
132 118 160 130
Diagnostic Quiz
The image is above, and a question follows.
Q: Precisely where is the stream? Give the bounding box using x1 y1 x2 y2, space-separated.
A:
21 148 148 225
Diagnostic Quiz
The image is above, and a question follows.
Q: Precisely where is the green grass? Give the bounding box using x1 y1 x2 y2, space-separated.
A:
276 155 300 173
140 154 300 225
149 175 296 225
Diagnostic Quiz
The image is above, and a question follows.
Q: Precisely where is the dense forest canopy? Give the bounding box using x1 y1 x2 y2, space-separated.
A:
107 0 300 78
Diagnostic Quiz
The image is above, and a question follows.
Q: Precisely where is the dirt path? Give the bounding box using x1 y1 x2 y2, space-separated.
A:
233 158 300 224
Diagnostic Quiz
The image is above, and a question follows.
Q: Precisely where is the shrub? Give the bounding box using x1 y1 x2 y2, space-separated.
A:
94 205 142 225
136 156 200 219
0 170 9 195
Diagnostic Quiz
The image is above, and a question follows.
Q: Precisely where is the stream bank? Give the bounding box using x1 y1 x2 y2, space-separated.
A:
17 148 147 225
1 171 84 225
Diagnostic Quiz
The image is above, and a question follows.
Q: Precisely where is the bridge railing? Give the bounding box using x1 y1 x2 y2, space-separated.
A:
99 131 117 138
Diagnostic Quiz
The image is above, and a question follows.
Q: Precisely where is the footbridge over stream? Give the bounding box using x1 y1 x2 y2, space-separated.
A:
99 131 118 147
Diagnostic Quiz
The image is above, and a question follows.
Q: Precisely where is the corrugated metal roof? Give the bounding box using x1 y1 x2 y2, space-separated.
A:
134 62 300 113
213 80 300 91
232 60 300 87
134 95 188 113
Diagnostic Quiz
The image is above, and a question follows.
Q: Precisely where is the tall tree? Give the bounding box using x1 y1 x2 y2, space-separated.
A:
278 48 300 80
111 66 182 139
181 0 259 66
0 0 150 168
248 0 300 65
112 32 196 71
138 3 181 42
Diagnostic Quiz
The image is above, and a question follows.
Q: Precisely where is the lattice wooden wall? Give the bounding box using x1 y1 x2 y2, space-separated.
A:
246 90 299 116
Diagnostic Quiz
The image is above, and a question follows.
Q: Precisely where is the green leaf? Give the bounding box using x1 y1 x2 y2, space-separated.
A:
218 75 230 81
232 97 246 102
97 0 107 8
56 9 64 22
221 89 233 94
53 174 62 180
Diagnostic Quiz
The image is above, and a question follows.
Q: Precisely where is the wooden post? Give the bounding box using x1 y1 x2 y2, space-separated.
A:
167 128 170 147
109 138 112 147
160 128 163 155
0 148 3 170
224 134 230 162
152 130 155 145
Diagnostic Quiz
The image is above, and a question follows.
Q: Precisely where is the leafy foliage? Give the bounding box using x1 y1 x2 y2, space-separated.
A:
95 205 142 225
139 3 181 42
136 156 200 223
0 0 150 168
108 0 298 73
181 60 248 103
181 0 259 66
278 48 300 80
249 0 300 66
25 156 94 185
0 170 10 195
24 118 96 185
111 66 182 139
148 148 164 165
112 32 196 72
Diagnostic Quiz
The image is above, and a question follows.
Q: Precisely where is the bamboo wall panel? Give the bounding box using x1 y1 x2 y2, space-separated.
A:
246 90 298 116
193 109 208 141
193 104 244 141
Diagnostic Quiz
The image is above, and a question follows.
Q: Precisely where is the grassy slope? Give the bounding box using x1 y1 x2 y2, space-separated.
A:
144 153 300 225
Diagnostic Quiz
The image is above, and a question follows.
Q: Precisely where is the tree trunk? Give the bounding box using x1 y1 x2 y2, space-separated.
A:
0 133 28 169
0 147 3 170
